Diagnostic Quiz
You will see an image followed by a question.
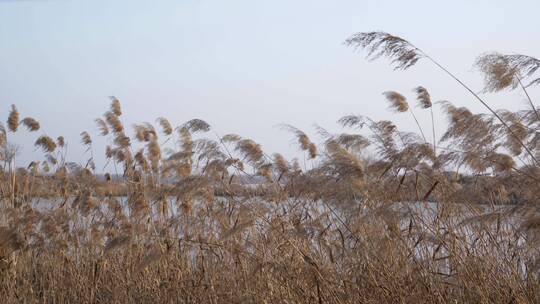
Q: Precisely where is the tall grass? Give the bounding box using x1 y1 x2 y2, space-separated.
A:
0 32 539 303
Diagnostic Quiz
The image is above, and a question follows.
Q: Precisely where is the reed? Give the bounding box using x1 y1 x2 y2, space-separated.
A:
0 32 538 303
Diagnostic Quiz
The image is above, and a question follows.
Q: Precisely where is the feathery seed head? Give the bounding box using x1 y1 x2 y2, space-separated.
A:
95 118 109 136
475 53 540 91
21 117 40 131
80 131 92 146
157 117 173 136
104 111 124 133
414 86 432 108
57 136 65 148
35 136 57 153
383 91 409 112
182 119 210 133
7 105 19 132
345 31 424 70
109 96 122 116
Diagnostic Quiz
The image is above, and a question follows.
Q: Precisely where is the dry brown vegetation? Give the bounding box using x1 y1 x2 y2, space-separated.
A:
0 32 539 303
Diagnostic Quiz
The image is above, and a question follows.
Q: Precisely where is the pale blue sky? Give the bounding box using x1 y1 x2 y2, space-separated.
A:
1 0 539 168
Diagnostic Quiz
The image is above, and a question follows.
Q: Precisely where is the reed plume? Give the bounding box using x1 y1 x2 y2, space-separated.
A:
273 153 290 175
334 133 370 152
157 117 173 136
147 137 161 172
114 133 131 148
414 86 436 154
0 124 6 146
182 119 211 133
34 136 56 153
133 123 156 142
384 91 427 143
20 117 40 132
281 125 318 159
383 91 409 112
7 105 19 132
80 131 92 146
345 31 423 70
56 136 65 148
222 134 242 142
95 118 109 136
475 53 540 91
105 111 124 133
414 86 432 108
476 53 540 121
235 139 263 165
110 96 122 116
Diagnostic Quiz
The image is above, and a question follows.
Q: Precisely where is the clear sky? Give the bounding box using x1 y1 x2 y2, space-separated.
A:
1 0 539 168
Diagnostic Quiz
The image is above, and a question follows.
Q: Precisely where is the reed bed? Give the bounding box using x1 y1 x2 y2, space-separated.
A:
0 32 539 303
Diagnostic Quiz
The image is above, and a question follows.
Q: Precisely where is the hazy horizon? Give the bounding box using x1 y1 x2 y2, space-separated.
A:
1 0 539 169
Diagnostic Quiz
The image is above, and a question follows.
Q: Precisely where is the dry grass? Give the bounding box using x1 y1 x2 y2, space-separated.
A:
0 32 539 303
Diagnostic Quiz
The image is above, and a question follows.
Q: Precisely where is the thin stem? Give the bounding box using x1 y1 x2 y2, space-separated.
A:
408 108 427 143
517 78 540 124
430 106 436 156
11 154 16 207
